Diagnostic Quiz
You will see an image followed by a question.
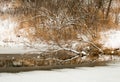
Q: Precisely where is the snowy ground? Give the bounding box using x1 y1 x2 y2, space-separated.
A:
1 29 120 54
0 17 120 54
0 17 59 54
0 62 120 82
100 29 120 49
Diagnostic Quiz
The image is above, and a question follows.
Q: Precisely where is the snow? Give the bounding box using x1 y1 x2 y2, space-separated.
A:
0 62 120 82
0 17 33 54
0 17 59 54
0 4 8 12
100 30 120 49
0 18 17 42
81 51 87 55
0 47 36 54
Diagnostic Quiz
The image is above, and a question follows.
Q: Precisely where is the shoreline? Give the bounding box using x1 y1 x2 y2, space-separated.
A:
0 53 118 73
0 61 109 73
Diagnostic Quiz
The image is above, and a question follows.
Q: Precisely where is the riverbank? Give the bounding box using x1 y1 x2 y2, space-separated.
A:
0 50 120 72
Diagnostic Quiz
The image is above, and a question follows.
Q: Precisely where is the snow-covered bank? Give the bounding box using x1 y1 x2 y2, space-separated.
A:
100 29 120 49
0 47 37 54
0 62 120 82
0 17 28 48
0 17 58 54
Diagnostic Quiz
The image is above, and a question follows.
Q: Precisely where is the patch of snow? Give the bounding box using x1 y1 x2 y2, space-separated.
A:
0 17 31 50
37 56 40 59
81 56 87 60
71 41 80 49
0 18 17 31
112 0 120 8
0 4 8 12
99 55 112 61
0 17 57 54
100 30 120 49
0 18 56 53
0 41 60 54
99 55 120 62
0 47 35 54
111 51 114 54
81 51 86 55
86 46 90 50
0 18 20 46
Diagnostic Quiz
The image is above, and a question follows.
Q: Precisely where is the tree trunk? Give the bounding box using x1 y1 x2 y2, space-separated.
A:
106 0 112 19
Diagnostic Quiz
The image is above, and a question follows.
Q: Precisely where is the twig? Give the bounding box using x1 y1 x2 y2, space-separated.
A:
63 48 80 55
79 39 103 53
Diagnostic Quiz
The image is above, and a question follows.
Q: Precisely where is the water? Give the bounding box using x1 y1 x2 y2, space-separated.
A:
0 62 120 82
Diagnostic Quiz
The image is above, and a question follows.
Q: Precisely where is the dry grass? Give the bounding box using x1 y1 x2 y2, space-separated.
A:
103 48 120 56
2 0 118 44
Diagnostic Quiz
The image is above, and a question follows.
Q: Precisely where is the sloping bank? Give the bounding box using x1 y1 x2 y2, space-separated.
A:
1 29 120 72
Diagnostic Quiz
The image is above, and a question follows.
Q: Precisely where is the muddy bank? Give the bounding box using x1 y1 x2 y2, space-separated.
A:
0 50 119 72
0 61 109 73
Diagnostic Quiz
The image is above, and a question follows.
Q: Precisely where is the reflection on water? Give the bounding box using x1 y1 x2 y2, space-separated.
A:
0 61 120 82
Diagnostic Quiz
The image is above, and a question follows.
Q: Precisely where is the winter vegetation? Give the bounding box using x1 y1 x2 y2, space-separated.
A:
0 0 120 71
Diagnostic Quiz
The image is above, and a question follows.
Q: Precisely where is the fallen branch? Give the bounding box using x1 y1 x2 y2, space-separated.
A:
63 48 80 55
79 37 103 53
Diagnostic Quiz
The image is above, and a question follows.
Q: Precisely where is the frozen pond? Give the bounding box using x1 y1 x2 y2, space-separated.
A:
0 62 120 82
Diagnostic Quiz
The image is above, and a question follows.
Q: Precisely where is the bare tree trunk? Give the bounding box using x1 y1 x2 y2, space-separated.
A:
106 0 112 19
